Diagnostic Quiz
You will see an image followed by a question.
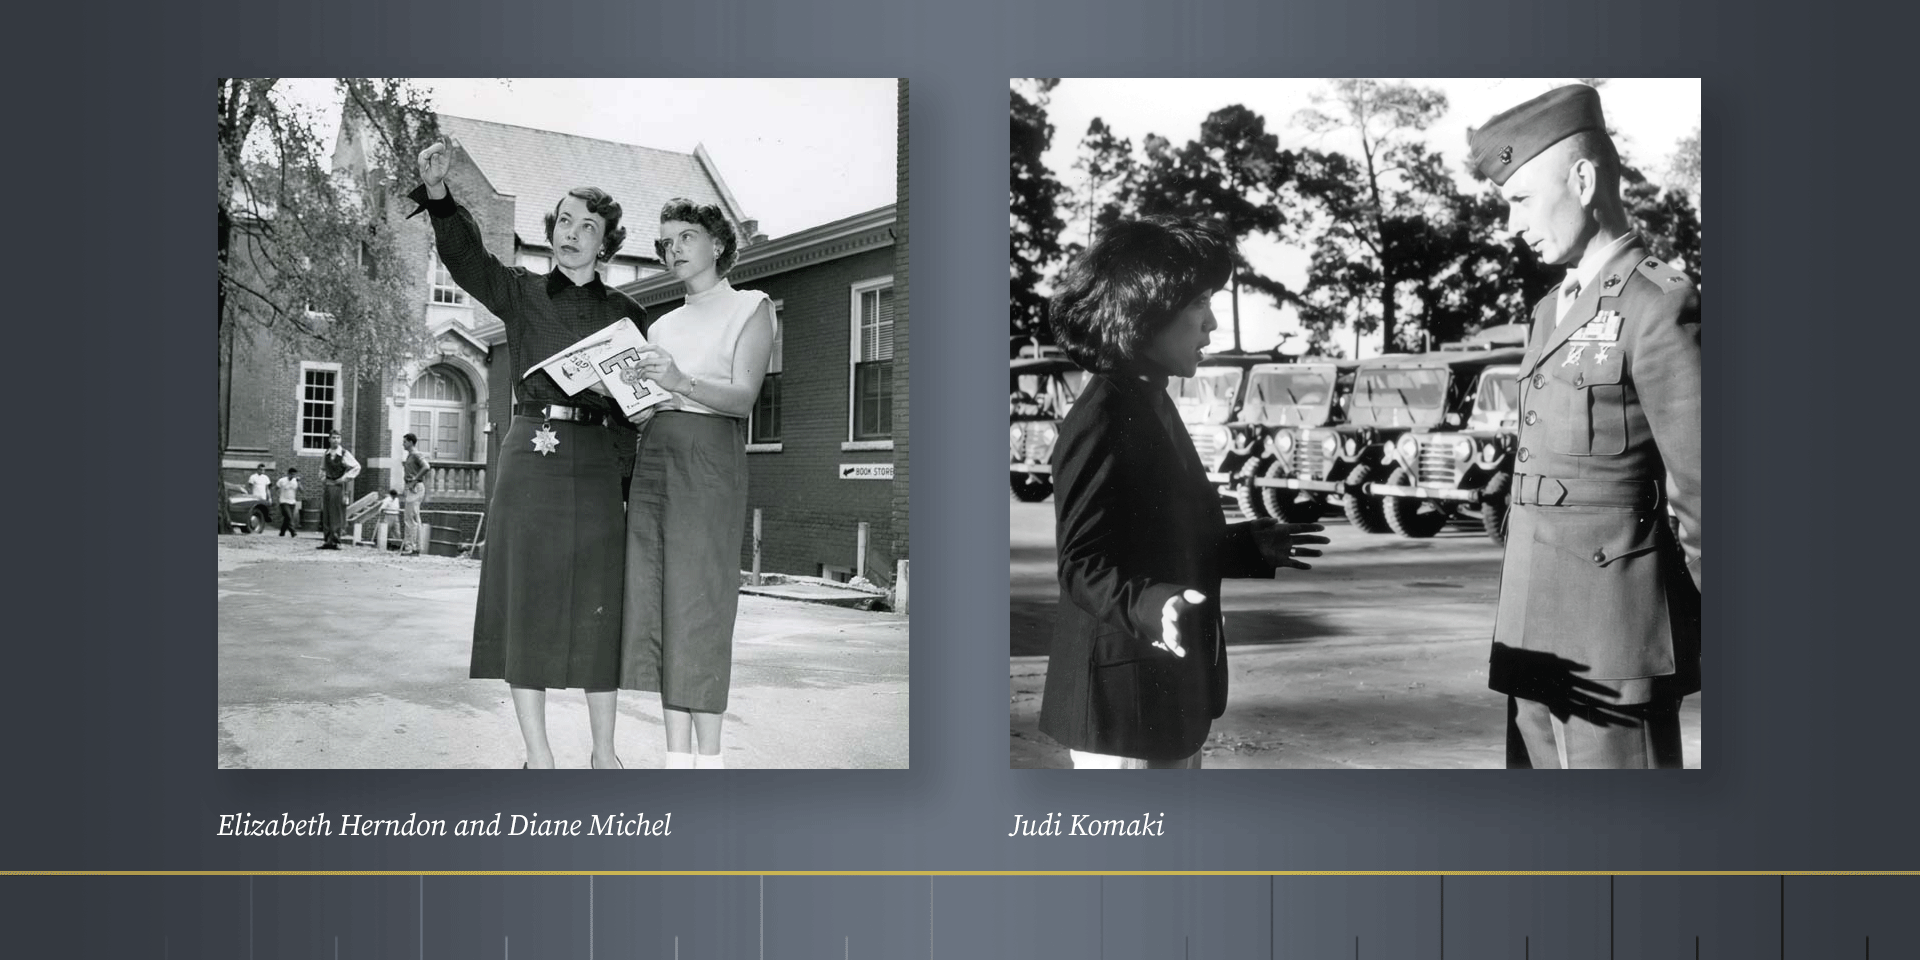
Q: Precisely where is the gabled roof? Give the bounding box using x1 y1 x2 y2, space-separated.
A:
439 115 751 254
622 204 896 309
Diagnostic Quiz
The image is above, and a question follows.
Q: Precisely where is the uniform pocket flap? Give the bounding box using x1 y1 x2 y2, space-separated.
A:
1535 508 1660 567
1548 344 1625 387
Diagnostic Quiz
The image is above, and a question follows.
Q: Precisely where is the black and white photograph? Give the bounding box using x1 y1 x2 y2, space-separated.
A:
1009 78 1701 769
217 78 908 769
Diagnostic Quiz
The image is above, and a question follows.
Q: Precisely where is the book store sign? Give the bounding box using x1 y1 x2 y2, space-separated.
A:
838 463 894 481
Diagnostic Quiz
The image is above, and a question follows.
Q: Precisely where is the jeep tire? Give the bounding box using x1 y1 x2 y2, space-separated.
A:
1341 463 1392 534
1010 472 1053 502
1260 459 1325 523
1479 469 1512 545
1232 460 1271 520
1382 466 1450 538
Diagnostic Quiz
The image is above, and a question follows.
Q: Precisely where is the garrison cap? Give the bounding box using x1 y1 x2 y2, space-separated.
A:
1468 84 1607 185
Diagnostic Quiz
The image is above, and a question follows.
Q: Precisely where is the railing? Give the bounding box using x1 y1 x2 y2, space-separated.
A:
426 460 487 499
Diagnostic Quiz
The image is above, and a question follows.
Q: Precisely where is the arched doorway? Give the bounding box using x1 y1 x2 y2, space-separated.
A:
406 364 475 462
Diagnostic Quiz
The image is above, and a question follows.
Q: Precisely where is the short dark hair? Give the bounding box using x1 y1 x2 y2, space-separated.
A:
403 433 418 444
658 198 740 276
287 467 299 475
1048 217 1233 373
543 187 628 263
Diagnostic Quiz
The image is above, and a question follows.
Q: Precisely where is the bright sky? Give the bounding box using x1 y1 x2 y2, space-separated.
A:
1034 78 1701 356
276 78 898 239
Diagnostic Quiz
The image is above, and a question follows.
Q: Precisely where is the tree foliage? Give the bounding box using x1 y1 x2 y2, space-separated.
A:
216 78 441 532
1067 117 1134 255
1126 105 1293 351
1010 79 1066 347
1667 125 1701 199
217 79 443 376
1292 79 1451 353
1028 80 1703 361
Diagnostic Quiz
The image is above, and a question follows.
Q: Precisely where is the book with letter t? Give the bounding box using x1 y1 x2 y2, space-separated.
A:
524 318 674 419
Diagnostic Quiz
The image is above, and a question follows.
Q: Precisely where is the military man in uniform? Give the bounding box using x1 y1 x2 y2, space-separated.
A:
1469 85 1702 768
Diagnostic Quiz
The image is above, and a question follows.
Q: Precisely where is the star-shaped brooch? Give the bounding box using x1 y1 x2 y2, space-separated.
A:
531 424 561 456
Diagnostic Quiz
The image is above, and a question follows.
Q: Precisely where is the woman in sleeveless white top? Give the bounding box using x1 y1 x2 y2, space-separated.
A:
620 200 778 768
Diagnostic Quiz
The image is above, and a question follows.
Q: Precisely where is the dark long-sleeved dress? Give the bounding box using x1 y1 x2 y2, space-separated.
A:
411 185 647 690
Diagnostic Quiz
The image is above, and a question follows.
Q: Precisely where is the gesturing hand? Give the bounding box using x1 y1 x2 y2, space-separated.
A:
1250 519 1328 570
1156 589 1207 658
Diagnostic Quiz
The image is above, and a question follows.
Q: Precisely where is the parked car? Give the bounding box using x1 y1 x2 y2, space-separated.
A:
1163 351 1280 515
1240 352 1434 533
1362 346 1529 540
225 482 274 534
1230 359 1359 522
1008 351 1089 502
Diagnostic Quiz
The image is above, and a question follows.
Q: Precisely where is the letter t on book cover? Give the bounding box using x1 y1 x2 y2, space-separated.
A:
525 318 674 418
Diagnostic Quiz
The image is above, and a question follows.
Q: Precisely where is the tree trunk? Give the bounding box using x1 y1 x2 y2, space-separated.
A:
216 202 235 535
1230 269 1242 352
1380 274 1397 353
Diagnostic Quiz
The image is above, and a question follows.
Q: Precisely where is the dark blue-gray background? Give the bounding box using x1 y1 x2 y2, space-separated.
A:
4 0 1914 900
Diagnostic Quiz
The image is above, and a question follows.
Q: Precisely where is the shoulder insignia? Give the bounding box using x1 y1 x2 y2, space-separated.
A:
1634 257 1693 290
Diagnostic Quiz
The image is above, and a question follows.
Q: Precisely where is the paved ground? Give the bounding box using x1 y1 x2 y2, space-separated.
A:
218 534 909 769
1010 498 1701 769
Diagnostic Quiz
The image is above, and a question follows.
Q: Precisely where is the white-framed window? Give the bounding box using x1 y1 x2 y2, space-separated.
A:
430 251 468 305
297 362 342 452
848 277 895 443
603 260 639 287
517 251 551 274
749 299 785 447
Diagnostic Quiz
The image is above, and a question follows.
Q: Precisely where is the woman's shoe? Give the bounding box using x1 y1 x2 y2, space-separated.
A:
665 751 695 769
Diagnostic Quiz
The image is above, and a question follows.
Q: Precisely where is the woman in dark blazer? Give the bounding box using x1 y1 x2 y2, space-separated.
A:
1038 217 1327 769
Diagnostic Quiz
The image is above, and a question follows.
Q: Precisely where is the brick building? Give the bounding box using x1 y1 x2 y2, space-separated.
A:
218 114 753 548
622 201 907 587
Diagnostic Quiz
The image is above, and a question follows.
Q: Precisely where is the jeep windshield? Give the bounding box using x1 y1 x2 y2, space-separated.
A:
1244 368 1338 426
1011 368 1088 419
1468 368 1520 431
1350 366 1448 427
1166 366 1246 425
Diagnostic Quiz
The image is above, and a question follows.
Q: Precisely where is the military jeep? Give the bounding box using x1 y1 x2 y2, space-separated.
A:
1008 351 1089 502
1226 359 1359 522
1258 352 1457 533
1363 346 1528 541
1162 351 1280 516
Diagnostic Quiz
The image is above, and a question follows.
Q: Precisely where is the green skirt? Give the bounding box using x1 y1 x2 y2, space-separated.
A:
620 412 748 710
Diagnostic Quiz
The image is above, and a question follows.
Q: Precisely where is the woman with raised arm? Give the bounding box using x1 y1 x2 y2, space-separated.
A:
411 139 645 769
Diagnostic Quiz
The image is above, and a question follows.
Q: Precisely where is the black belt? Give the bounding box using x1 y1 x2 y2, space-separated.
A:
1512 474 1661 508
515 401 606 425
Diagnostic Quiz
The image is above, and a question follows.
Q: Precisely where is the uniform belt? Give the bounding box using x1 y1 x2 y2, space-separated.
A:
1512 474 1661 508
514 401 605 425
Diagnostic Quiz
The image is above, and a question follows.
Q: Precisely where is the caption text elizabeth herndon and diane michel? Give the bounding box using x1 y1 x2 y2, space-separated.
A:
215 811 672 838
